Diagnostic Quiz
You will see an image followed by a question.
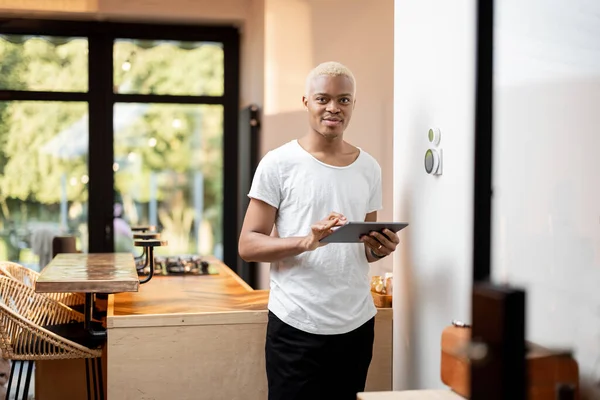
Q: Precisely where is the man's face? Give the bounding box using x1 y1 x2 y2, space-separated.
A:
303 75 355 140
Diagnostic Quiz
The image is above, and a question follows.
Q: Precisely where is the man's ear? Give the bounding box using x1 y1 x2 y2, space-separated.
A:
353 98 357 109
302 95 308 110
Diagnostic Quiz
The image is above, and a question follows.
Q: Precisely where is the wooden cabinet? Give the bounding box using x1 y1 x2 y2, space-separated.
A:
105 260 393 399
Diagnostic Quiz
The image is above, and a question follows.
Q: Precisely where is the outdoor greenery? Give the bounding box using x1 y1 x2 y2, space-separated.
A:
0 35 225 263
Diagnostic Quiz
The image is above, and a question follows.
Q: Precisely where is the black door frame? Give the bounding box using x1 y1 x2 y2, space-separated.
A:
0 18 240 270
471 2 527 399
472 0 493 284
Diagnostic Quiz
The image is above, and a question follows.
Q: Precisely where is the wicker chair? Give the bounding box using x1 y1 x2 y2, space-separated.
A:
0 261 86 308
0 275 104 400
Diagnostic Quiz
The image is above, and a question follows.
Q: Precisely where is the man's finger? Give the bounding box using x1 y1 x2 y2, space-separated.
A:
312 224 325 232
324 218 339 230
382 229 400 243
370 231 392 247
313 219 337 232
328 212 346 221
361 235 384 250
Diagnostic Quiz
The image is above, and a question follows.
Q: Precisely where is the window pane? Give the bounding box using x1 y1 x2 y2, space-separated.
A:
0 35 88 92
113 103 223 258
0 101 89 270
114 39 224 96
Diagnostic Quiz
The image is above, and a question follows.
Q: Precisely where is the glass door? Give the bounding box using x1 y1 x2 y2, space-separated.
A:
0 34 89 270
0 21 240 272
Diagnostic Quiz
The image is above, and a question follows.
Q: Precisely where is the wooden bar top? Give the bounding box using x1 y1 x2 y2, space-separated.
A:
36 253 139 294
107 258 269 328
107 257 392 329
357 391 464 400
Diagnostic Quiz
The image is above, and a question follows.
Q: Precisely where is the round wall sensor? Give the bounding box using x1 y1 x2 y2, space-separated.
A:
424 149 442 175
428 128 441 146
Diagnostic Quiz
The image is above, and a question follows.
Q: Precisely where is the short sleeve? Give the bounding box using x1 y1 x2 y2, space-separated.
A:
248 151 282 209
368 162 383 213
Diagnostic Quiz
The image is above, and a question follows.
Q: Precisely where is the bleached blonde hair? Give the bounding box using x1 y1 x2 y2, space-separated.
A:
304 61 356 97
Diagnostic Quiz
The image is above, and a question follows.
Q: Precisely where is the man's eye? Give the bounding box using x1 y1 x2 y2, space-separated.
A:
316 97 326 102
340 98 350 104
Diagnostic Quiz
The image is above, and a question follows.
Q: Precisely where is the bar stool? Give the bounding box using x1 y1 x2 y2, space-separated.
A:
0 276 104 400
51 236 78 259
133 232 160 240
134 239 167 284
130 225 156 233
133 232 161 267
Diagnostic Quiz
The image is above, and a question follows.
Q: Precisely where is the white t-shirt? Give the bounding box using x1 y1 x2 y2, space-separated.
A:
248 139 383 334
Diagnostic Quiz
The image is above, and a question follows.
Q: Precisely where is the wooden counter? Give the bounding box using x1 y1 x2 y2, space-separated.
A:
106 258 393 400
107 260 268 323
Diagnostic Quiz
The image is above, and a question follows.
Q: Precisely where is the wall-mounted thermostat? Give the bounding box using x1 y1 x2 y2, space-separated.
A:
424 148 442 175
428 127 441 146
425 127 443 175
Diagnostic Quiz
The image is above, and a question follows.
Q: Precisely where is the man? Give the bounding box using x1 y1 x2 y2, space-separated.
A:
238 61 400 400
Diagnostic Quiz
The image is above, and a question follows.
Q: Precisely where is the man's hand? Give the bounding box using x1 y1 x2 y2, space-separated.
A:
361 229 400 257
302 212 347 251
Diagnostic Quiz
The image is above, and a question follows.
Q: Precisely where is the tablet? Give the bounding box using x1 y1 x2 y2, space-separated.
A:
319 222 409 243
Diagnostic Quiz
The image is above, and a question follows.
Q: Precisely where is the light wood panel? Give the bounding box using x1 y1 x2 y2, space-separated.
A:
107 310 392 400
357 390 464 400
107 321 268 400
36 253 139 293
366 309 393 392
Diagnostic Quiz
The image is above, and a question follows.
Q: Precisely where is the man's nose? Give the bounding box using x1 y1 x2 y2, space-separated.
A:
325 101 340 113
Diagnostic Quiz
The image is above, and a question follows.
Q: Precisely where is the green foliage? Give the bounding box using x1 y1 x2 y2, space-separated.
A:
0 101 88 203
114 40 224 96
113 103 223 245
0 35 225 253
0 36 90 205
0 36 88 92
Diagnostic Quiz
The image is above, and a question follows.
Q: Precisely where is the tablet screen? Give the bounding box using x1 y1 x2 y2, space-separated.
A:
320 222 408 243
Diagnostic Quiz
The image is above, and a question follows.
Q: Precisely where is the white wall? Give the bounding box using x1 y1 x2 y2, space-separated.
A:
393 0 476 390
492 0 600 398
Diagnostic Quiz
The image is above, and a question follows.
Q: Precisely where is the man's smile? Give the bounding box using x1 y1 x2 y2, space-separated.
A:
322 117 343 126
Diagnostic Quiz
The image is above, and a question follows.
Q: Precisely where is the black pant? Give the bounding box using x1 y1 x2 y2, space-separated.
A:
265 311 375 400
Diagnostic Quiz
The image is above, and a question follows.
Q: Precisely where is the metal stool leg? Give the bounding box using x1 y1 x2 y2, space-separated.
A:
96 357 105 400
6 360 16 398
85 359 92 400
91 357 98 400
15 360 24 399
21 361 33 400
